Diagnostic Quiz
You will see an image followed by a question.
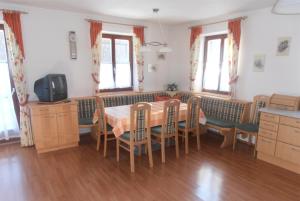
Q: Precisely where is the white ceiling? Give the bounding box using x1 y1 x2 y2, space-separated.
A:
0 0 276 24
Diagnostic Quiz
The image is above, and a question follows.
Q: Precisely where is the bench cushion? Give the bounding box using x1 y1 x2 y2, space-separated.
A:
178 121 186 129
79 118 93 125
236 123 259 132
151 126 162 133
206 117 236 128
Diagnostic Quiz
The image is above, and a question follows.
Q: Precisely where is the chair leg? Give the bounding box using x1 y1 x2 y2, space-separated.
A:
103 132 108 157
161 137 166 163
96 133 101 151
116 138 120 162
253 133 258 158
130 143 135 173
196 127 200 151
233 129 238 151
185 129 189 154
147 138 153 168
175 134 179 159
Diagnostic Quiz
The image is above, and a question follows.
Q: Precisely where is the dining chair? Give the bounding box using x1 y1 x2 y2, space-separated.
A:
233 95 269 157
151 99 180 163
95 97 115 157
116 102 153 173
178 96 201 154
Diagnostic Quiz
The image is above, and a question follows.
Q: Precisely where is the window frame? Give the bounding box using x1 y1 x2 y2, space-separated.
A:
202 34 229 95
100 33 134 92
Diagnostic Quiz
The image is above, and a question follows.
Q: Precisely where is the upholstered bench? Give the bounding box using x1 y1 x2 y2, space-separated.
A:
200 96 251 148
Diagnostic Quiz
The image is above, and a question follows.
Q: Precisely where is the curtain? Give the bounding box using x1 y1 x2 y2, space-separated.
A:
228 19 241 98
189 26 202 92
90 21 102 94
133 27 144 92
3 12 33 146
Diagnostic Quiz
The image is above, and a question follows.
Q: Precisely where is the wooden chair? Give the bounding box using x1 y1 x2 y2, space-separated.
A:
116 102 153 173
233 95 269 157
178 96 201 154
151 99 180 163
95 97 115 157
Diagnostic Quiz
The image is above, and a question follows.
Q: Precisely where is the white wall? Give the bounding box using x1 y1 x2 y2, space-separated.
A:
169 7 300 100
0 2 172 101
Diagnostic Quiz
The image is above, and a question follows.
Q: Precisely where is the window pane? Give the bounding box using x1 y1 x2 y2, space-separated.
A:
115 39 131 88
220 38 230 92
100 38 115 89
203 39 221 90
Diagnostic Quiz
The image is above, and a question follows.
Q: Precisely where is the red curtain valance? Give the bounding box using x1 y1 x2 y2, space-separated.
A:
3 12 25 57
228 19 241 49
133 26 145 44
190 26 202 48
90 21 102 47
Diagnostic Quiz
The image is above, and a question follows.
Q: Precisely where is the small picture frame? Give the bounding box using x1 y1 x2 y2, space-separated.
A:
69 31 77 60
253 54 266 72
277 37 291 56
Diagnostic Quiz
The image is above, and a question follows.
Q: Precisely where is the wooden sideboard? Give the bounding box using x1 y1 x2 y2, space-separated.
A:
28 101 79 153
257 108 300 174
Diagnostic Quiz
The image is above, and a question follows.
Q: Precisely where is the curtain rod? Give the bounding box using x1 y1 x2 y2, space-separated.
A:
0 9 28 14
188 16 247 29
85 18 147 28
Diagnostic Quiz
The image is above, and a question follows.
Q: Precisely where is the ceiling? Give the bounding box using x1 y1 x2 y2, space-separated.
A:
0 0 276 24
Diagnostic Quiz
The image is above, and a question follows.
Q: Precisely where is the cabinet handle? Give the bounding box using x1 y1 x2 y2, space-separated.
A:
39 108 49 112
294 130 300 134
262 139 272 144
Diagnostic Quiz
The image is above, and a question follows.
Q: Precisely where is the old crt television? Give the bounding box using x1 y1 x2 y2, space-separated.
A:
34 74 68 102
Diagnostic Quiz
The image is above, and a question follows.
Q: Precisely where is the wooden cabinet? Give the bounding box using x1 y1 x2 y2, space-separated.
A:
257 108 300 174
29 101 79 153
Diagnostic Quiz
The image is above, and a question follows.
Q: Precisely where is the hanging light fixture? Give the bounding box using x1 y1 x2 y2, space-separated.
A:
140 8 172 53
272 0 300 15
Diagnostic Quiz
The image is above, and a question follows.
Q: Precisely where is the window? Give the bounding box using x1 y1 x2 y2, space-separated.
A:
100 34 133 92
0 24 19 141
202 34 229 94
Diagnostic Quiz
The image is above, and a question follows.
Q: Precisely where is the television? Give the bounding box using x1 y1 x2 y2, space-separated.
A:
34 74 68 102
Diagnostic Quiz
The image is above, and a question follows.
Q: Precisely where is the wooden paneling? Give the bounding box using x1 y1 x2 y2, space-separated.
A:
259 120 278 132
260 113 280 123
278 125 300 146
29 101 79 153
280 116 300 128
256 136 276 156
276 142 300 165
258 128 278 140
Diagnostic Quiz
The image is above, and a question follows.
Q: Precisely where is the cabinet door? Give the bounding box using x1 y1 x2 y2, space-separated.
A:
57 112 79 145
32 114 58 150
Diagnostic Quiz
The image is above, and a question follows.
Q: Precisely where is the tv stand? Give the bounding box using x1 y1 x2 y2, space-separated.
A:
28 100 79 153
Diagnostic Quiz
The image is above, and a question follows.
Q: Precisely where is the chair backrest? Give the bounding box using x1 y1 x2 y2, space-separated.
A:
250 95 270 125
96 97 107 133
162 99 180 136
186 96 201 129
130 102 151 142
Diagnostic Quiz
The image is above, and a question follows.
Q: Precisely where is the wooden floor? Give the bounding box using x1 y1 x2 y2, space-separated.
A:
0 133 300 201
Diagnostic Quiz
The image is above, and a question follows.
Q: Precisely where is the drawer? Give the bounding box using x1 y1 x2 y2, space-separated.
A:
280 116 300 128
56 104 77 113
259 120 278 132
31 106 56 116
258 128 278 140
256 136 276 156
278 125 300 146
275 142 300 165
260 113 280 123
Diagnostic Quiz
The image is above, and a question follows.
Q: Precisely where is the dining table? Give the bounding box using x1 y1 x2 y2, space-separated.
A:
93 100 206 138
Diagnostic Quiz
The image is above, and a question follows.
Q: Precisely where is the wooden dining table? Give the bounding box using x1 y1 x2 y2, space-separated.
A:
93 101 188 138
93 100 207 138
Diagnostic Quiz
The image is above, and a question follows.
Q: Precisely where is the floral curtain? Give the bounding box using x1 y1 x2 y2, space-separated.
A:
228 19 241 98
3 12 33 146
133 27 144 92
90 21 102 94
189 26 202 92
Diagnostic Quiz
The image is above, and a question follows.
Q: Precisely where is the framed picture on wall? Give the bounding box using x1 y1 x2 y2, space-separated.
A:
69 31 77 60
277 37 291 56
253 54 266 72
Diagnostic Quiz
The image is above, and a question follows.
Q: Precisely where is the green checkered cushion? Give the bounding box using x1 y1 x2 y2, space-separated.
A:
178 121 186 129
236 123 259 132
206 116 236 128
200 97 245 124
77 98 96 125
